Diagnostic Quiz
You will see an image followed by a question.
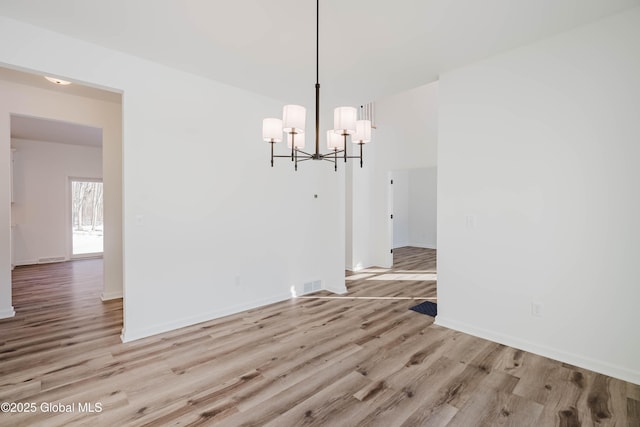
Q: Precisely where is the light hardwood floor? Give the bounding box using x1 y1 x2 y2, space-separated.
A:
1 248 638 426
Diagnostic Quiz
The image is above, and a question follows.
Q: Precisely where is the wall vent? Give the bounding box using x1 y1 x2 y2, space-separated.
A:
302 280 322 294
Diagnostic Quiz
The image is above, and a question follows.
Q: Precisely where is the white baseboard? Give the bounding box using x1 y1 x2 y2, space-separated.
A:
71 253 103 260
121 291 292 343
101 291 123 301
345 263 375 272
14 259 38 266
435 316 640 386
408 242 437 249
37 256 68 263
324 284 348 295
0 306 16 319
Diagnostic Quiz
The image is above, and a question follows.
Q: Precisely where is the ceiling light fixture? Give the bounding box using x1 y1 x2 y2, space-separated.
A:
262 0 372 171
44 76 72 85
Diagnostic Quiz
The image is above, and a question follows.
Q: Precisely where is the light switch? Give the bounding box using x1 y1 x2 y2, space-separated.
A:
465 214 477 229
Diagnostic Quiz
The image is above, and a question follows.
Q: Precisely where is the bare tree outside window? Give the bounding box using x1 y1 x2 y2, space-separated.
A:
71 180 103 255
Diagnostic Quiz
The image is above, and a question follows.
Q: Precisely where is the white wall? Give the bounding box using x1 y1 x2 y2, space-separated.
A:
0 16 346 339
408 167 437 249
11 138 102 265
346 155 375 271
437 7 640 384
347 81 438 269
0 106 11 318
0 78 122 316
392 170 409 248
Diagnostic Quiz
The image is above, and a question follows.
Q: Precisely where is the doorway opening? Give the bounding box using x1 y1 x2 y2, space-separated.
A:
390 167 437 252
2 64 122 338
71 179 104 257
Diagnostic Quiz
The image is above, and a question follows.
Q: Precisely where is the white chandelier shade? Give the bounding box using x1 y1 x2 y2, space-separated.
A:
352 120 372 144
286 132 306 149
283 104 306 134
262 118 283 142
333 106 357 135
326 130 344 150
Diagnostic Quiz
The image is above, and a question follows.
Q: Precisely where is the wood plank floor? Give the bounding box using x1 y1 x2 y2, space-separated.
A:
1 247 638 426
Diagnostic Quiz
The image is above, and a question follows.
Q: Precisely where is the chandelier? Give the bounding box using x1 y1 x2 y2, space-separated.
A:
262 0 372 171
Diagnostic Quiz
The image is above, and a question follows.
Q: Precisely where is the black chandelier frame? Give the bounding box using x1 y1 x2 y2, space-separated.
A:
267 0 367 171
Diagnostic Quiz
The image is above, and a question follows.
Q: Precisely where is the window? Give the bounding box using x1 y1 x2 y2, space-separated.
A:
71 179 103 256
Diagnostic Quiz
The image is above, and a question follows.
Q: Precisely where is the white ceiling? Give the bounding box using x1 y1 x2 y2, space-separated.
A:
11 114 103 148
1 0 639 106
